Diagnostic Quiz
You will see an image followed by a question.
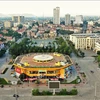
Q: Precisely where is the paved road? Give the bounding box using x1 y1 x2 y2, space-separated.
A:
71 51 100 99
0 64 18 81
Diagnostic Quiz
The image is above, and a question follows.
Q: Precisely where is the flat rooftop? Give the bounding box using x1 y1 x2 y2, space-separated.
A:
14 53 71 68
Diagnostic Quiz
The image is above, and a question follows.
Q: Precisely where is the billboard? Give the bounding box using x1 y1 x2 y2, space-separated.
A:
15 67 21 74
48 81 60 89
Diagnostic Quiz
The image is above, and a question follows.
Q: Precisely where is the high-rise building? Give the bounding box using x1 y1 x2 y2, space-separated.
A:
65 14 71 25
53 7 60 25
74 15 83 24
83 20 88 33
4 21 13 28
12 16 25 24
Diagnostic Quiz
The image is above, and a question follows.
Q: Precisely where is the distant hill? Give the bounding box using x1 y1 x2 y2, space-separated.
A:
9 13 36 17
0 13 36 18
0 13 11 17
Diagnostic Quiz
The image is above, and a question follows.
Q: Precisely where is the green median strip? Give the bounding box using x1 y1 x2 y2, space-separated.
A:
1 68 8 74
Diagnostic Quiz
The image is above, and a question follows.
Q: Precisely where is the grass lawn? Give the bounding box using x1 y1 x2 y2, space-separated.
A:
0 78 8 85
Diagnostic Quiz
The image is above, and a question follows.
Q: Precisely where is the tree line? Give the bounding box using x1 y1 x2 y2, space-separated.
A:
9 37 72 59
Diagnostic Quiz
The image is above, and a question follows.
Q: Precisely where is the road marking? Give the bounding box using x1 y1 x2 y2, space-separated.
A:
3 88 12 90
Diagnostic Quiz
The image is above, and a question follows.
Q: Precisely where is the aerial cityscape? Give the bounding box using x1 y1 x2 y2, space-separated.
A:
0 1 100 100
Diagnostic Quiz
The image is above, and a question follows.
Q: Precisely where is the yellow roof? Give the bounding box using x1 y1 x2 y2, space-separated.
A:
24 62 30 66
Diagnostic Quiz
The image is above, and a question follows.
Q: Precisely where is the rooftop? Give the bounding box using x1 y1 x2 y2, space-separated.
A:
14 53 72 68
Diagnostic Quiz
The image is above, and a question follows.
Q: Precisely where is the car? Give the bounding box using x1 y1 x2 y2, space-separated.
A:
90 70 94 73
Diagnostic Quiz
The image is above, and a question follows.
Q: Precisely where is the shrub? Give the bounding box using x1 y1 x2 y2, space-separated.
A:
0 78 8 85
41 90 52 95
32 89 40 95
70 76 81 84
58 89 67 95
69 89 78 95
35 79 40 84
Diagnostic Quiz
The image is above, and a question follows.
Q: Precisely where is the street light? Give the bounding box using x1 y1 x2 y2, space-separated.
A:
13 94 19 100
94 82 97 100
13 86 19 100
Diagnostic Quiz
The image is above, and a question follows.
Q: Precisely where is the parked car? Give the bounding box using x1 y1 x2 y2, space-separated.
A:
90 70 94 73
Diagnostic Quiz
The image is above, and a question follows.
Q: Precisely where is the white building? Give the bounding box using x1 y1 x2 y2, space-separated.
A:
65 14 71 25
53 7 60 25
4 21 13 28
94 39 100 53
74 15 83 24
12 16 25 24
70 33 99 50
88 21 94 26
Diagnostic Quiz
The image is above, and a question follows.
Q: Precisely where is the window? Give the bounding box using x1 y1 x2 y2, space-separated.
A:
47 71 54 74
30 71 38 74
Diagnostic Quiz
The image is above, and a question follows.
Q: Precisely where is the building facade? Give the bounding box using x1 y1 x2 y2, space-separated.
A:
53 7 60 25
65 14 71 25
4 21 13 28
94 39 100 53
12 16 25 24
74 15 83 24
70 33 99 50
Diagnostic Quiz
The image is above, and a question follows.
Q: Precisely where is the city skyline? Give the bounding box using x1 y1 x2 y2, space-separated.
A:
0 1 100 17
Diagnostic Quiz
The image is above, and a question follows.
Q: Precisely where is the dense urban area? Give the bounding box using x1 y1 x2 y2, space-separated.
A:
0 6 100 100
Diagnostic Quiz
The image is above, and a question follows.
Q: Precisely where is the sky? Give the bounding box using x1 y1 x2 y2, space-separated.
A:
0 1 100 17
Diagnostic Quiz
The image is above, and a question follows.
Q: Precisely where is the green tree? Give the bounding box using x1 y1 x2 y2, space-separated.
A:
97 51 100 55
0 48 6 57
32 89 40 95
17 24 23 29
59 89 67 95
97 55 100 62
69 89 78 95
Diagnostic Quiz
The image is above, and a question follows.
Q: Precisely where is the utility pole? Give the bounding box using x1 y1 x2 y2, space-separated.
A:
13 85 19 100
94 82 97 100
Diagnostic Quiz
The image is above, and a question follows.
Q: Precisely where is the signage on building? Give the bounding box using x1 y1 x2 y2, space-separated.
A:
15 67 21 74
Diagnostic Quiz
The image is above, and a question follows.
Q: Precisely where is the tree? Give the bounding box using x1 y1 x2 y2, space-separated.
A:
19 73 27 81
0 48 6 57
32 89 40 95
59 89 67 95
17 24 23 29
28 26 32 30
13 32 21 41
69 89 78 95
58 29 74 35
35 22 39 26
97 55 100 62
97 51 100 55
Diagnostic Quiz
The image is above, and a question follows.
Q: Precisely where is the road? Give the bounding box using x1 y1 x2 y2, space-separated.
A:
0 49 10 67
71 51 100 99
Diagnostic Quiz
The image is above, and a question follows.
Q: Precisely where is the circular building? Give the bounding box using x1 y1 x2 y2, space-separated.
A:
13 53 73 79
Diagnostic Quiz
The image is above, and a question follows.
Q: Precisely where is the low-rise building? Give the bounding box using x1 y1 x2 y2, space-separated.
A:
4 36 13 42
12 27 18 31
69 33 99 50
94 39 100 53
2 30 8 34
